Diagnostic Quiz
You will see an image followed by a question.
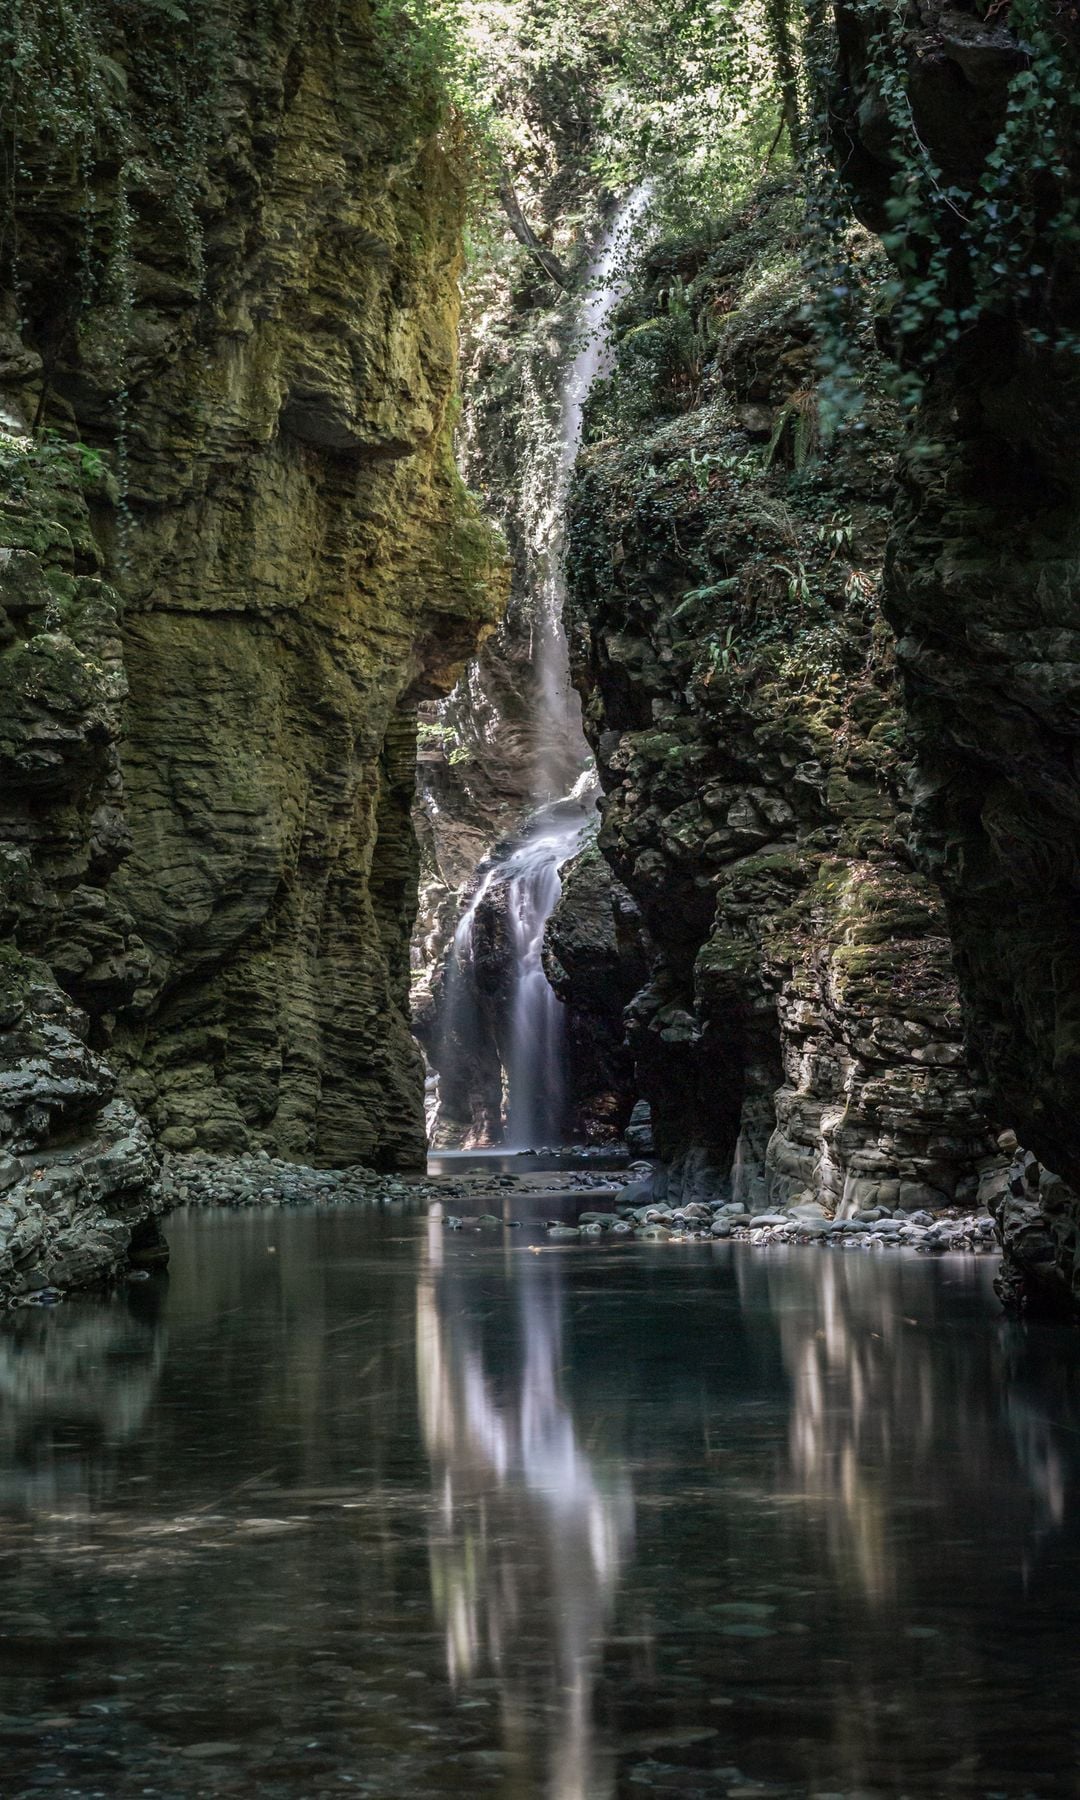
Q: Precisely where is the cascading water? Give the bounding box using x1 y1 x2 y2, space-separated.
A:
503 775 598 1148
435 185 651 1149
531 182 654 804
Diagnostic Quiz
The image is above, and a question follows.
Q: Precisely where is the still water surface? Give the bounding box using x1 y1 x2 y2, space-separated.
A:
1 1200 1079 1798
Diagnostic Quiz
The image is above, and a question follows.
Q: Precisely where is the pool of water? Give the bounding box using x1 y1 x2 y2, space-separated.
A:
2 1202 1079 1798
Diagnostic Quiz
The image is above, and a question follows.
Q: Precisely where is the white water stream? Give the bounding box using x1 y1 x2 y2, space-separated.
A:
441 185 651 1149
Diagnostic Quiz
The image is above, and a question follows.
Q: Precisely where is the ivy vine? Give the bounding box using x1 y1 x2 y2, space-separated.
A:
797 0 1080 418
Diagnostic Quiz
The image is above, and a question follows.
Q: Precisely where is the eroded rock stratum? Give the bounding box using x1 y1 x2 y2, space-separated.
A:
567 186 992 1211
831 0 1080 1306
0 0 502 1296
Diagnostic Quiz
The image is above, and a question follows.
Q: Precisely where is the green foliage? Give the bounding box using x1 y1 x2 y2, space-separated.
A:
374 0 795 224
568 182 900 719
0 0 229 277
0 427 105 501
763 391 817 470
0 0 236 531
417 718 474 764
589 182 806 432
798 0 1080 415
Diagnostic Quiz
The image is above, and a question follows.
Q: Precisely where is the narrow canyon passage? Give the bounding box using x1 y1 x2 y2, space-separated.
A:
2 1 1080 1795
3 1199 1080 1797
422 188 651 1152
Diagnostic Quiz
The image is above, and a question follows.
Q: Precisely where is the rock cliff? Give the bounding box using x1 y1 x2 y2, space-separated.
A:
566 185 991 1207
0 0 501 1295
543 844 647 1141
829 0 1080 1304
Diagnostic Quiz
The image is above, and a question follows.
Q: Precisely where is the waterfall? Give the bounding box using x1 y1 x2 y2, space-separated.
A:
531 182 654 805
436 184 651 1150
502 775 597 1148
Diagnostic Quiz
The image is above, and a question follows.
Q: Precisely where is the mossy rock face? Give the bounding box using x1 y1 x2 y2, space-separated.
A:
0 0 505 1228
566 181 990 1206
829 0 1080 1302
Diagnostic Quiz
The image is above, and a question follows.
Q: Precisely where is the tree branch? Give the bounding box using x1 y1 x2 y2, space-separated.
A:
497 170 573 292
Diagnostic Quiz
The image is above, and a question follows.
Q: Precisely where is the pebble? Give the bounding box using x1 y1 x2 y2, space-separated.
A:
164 1151 455 1214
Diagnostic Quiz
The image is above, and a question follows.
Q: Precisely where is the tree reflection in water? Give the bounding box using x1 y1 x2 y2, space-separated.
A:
737 1249 1078 1605
417 1212 634 1799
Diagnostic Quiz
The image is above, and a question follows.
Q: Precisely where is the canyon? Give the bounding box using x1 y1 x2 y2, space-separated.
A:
4 5 1080 1795
0 0 1077 1320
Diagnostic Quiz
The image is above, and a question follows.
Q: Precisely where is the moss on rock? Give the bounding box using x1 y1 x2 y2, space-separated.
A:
567 181 990 1206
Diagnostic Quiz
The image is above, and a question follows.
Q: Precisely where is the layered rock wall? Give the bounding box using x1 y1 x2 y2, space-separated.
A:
0 0 500 1293
567 186 991 1206
829 0 1080 1303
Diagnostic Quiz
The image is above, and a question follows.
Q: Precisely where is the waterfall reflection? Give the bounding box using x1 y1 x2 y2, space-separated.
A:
417 1215 634 1798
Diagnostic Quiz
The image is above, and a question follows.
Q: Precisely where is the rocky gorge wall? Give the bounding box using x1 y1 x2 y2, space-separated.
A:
0 0 501 1297
828 0 1080 1308
565 185 994 1211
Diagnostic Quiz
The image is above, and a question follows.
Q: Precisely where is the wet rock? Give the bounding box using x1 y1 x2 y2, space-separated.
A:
542 847 647 1139
616 1179 654 1209
625 1099 655 1157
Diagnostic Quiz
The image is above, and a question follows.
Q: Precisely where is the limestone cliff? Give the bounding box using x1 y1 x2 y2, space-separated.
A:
0 0 500 1295
828 0 1080 1304
566 185 992 1208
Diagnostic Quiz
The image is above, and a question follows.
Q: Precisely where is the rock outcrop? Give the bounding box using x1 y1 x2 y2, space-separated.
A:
567 185 991 1206
0 0 500 1294
542 844 646 1140
0 427 165 1297
829 0 1080 1302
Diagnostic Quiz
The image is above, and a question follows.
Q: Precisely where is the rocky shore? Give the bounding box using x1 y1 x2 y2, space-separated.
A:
162 1149 1011 1262
160 1150 620 1212
0 1134 1020 1311
540 1179 1001 1254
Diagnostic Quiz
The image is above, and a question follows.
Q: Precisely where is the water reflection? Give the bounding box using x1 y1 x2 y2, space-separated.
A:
738 1249 1080 1605
0 1287 165 1511
1 1218 1080 1794
418 1212 633 1798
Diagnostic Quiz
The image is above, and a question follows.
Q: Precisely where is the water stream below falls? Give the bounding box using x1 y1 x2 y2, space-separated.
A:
5 1203 1080 1798
433 187 652 1149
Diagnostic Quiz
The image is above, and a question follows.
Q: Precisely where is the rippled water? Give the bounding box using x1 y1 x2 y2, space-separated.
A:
3 1200 1080 1798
